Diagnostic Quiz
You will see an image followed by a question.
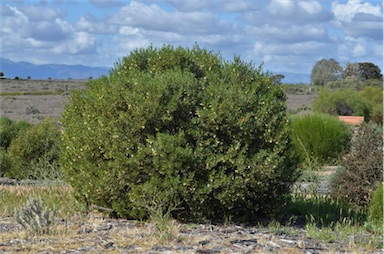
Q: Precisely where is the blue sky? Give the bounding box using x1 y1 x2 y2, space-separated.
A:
1 0 383 76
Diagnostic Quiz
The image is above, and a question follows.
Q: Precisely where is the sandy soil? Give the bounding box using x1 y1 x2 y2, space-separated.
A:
0 79 86 124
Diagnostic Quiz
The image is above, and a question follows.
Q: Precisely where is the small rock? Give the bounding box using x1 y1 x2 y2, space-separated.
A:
96 224 112 231
198 240 210 246
229 239 258 246
104 242 114 249
196 247 222 253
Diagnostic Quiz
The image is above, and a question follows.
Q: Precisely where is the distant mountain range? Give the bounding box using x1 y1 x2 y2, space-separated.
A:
0 58 310 84
0 58 111 80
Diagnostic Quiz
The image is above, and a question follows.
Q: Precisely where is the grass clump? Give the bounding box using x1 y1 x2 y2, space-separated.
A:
290 113 351 164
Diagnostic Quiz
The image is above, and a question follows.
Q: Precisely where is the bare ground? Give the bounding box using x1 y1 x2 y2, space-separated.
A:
0 79 86 124
0 79 316 124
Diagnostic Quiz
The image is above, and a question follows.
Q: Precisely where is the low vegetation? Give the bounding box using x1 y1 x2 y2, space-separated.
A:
290 113 351 164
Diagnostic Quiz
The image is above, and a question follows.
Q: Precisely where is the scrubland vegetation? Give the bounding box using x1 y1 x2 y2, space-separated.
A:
0 45 382 252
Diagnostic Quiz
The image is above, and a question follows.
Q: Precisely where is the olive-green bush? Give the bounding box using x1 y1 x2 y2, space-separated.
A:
368 182 383 227
6 117 61 180
290 113 351 164
60 45 298 222
0 117 32 150
0 117 32 177
312 88 372 119
330 122 383 209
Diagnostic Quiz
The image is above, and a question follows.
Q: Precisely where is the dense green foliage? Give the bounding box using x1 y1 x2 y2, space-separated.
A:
0 117 32 150
60 45 298 222
312 88 372 119
330 122 383 209
5 117 61 180
290 113 351 164
343 62 382 81
0 117 32 177
359 86 383 125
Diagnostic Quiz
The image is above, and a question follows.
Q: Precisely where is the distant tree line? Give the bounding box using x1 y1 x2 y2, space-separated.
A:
310 59 382 87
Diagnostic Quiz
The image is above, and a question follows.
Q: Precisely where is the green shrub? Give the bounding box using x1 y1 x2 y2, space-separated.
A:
0 148 10 177
0 117 32 149
6 117 61 180
312 88 372 119
325 77 360 90
359 86 383 105
368 182 383 227
60 45 298 222
330 122 383 209
290 113 351 164
359 86 383 125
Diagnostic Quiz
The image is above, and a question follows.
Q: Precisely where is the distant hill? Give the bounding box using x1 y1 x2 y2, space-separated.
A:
0 58 111 80
0 58 310 84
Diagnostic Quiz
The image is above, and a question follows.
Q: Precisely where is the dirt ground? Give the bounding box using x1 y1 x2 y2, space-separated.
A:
0 79 315 124
0 79 87 124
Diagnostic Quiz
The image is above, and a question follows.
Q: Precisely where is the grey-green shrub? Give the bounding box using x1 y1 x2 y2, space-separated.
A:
330 122 383 209
6 117 60 180
312 88 372 119
15 197 56 235
60 45 298 222
290 113 351 164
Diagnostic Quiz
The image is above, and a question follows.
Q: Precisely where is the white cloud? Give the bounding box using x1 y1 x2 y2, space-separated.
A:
268 0 295 15
76 16 116 34
52 32 96 54
332 0 381 22
298 1 322 15
332 0 383 40
108 1 232 35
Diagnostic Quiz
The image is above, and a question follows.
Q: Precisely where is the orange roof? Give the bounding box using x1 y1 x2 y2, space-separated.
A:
338 116 364 126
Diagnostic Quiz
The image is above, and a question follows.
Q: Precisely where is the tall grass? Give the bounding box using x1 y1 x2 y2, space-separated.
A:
290 113 351 164
0 184 85 218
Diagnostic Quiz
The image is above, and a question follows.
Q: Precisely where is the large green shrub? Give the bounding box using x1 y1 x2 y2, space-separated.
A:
60 45 298 222
312 88 372 119
6 117 61 180
290 113 351 164
330 122 383 209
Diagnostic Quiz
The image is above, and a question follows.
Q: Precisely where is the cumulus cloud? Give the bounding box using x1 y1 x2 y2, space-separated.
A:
108 1 233 35
332 0 383 40
1 3 98 64
76 16 116 34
